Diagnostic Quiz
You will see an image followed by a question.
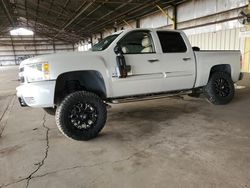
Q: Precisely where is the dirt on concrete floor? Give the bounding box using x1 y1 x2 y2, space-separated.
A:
0 66 250 188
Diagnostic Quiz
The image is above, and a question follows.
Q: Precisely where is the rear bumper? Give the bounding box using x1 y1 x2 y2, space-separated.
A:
239 72 244 81
16 81 56 108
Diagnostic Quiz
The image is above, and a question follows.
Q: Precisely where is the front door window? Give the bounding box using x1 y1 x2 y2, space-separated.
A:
119 31 155 54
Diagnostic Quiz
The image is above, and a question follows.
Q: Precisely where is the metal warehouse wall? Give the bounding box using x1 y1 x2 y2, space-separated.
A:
0 36 75 66
188 27 245 51
187 27 249 72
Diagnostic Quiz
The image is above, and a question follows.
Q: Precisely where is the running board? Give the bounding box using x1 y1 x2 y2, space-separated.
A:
108 90 192 104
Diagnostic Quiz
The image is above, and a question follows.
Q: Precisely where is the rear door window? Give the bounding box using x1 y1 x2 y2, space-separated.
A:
157 31 187 53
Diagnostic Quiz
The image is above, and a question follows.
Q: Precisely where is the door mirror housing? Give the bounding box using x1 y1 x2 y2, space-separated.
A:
114 42 130 78
192 46 200 51
114 43 122 54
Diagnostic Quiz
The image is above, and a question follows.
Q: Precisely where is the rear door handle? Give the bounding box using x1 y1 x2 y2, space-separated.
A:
148 59 159 63
183 57 191 61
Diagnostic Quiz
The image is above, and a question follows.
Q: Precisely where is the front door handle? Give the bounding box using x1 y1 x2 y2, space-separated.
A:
148 59 159 63
183 57 191 61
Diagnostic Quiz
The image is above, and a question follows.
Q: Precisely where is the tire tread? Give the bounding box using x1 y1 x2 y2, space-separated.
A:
204 71 234 105
55 91 107 141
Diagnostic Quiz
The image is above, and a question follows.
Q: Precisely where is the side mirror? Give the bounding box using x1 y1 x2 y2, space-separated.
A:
192 46 200 51
114 43 122 54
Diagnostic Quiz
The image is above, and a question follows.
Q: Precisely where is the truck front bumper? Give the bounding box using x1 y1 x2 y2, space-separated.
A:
16 81 56 108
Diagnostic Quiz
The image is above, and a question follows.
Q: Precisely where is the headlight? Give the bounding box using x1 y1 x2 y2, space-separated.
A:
25 62 50 82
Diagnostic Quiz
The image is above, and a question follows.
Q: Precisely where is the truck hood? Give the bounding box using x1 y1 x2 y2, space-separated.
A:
19 50 101 67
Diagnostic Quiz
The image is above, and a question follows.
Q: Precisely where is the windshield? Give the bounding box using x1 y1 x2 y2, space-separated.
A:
91 34 119 51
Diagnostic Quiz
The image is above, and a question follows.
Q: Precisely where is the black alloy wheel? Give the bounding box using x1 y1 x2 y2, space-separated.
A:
69 102 98 130
214 78 230 97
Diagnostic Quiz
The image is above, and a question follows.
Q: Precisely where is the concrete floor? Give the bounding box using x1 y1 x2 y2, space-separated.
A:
0 66 250 188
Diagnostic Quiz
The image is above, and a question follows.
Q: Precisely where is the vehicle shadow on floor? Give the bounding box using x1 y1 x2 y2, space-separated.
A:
98 102 200 141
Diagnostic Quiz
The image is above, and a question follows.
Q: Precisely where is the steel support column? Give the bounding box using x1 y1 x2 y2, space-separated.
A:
243 0 250 72
156 4 175 29
53 40 56 53
136 19 140 28
173 5 177 29
10 36 17 65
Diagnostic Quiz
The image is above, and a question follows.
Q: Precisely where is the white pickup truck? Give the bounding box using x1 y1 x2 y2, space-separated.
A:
17 28 243 141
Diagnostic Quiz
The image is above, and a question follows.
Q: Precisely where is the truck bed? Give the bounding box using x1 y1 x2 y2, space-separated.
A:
194 50 241 88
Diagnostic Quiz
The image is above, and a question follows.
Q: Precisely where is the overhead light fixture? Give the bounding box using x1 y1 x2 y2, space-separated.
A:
10 28 34 36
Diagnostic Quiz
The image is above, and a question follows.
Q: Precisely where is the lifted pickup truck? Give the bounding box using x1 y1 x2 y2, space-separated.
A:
17 28 243 141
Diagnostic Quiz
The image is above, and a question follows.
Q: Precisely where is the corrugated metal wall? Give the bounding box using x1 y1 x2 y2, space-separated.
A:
0 36 75 66
188 27 245 52
186 24 249 72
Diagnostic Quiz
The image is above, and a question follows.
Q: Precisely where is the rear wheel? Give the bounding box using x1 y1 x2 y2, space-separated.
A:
55 91 107 141
204 71 235 105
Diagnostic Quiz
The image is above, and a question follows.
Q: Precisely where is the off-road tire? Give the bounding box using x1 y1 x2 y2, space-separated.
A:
204 71 234 105
55 91 107 141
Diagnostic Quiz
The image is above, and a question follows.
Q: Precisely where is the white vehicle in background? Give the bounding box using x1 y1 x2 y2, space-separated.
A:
16 28 243 141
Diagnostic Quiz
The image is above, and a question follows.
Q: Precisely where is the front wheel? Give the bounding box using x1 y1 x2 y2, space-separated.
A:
204 71 235 105
55 91 107 141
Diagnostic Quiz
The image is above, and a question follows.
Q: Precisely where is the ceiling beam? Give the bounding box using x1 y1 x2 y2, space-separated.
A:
15 4 68 24
34 0 40 34
53 0 71 25
46 0 54 16
80 0 147 4
81 0 159 34
18 19 83 41
26 0 68 18
77 0 134 33
1 0 15 27
86 0 178 34
72 2 105 27
54 1 94 38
